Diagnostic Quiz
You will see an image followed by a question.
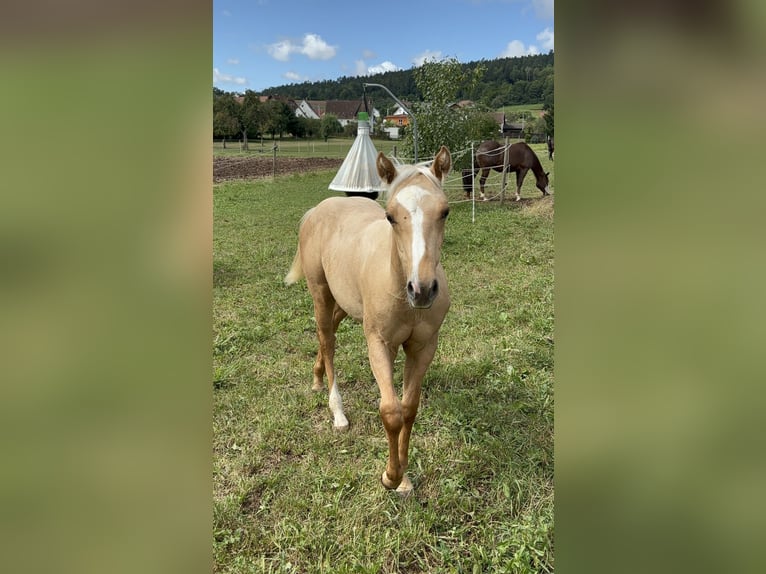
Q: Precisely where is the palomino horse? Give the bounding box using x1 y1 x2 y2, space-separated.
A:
462 140 550 201
285 146 452 495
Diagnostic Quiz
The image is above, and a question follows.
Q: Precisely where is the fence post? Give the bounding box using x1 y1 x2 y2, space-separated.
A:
272 143 278 178
500 137 510 205
471 141 476 224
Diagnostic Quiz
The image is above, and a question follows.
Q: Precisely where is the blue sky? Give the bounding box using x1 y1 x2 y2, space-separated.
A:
213 0 554 93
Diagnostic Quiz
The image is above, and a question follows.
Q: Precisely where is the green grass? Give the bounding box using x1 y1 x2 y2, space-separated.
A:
213 160 554 572
498 103 546 115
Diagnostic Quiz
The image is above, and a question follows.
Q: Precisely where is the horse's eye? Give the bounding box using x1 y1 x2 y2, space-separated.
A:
385 213 396 225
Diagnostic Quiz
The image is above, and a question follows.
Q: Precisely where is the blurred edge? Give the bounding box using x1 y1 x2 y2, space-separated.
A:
557 1 766 574
0 2 211 574
3 1 766 573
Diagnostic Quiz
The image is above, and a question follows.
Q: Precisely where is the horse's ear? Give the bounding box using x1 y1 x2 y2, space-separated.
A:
545 171 550 176
377 152 397 184
431 146 452 181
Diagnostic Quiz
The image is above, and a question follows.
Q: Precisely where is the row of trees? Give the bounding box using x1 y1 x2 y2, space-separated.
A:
258 52 554 112
213 90 347 148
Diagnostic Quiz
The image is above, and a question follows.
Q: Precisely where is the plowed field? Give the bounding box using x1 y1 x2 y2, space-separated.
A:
213 156 343 183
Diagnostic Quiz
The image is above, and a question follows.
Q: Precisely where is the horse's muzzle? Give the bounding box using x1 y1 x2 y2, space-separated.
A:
407 279 439 309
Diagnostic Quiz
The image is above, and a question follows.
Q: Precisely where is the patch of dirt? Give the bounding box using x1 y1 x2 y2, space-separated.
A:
214 156 343 183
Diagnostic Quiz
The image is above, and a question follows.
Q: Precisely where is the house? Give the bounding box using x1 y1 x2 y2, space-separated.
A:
380 103 413 139
293 99 379 127
449 100 475 110
384 104 411 127
493 112 524 139
294 99 321 120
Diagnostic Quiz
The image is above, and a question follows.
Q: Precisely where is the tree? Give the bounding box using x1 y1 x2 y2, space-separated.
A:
399 57 486 169
319 114 341 142
239 91 264 150
543 102 554 137
467 112 502 144
262 99 294 139
213 92 242 145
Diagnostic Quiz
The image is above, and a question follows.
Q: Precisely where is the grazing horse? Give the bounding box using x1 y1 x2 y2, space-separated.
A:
463 140 550 201
547 135 554 160
285 146 452 496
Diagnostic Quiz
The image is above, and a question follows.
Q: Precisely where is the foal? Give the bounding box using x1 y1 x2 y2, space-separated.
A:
285 147 452 495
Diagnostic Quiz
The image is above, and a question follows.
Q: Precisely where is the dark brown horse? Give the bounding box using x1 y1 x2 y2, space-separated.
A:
462 140 550 201
547 135 554 161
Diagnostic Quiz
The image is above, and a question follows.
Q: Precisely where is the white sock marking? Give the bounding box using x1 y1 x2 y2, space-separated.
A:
329 379 348 429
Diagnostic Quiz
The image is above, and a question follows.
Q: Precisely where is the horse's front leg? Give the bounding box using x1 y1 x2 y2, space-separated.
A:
515 168 527 201
479 169 489 201
396 337 438 496
366 335 403 490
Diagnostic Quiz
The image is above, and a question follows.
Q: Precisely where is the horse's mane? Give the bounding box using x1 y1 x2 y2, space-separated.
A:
381 161 444 203
526 144 545 174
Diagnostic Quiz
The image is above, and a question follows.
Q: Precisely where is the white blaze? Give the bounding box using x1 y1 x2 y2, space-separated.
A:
395 186 426 284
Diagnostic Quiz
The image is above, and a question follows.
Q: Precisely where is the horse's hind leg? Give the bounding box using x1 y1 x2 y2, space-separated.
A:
311 290 349 430
312 303 347 391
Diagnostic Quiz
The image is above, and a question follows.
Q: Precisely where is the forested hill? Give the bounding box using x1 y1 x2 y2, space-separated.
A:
253 52 553 109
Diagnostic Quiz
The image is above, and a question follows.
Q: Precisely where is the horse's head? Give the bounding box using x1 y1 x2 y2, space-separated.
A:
537 170 551 195
377 146 451 309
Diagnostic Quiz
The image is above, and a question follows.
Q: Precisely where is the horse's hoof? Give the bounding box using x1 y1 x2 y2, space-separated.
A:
381 470 400 490
333 414 349 431
333 419 349 432
396 474 414 498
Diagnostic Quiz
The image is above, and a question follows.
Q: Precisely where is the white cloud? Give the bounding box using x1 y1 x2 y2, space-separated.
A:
268 40 292 62
366 61 401 75
227 58 239 65
362 49 376 60
283 71 307 83
500 40 540 58
412 50 443 67
537 27 554 51
267 33 337 62
301 34 336 60
213 68 248 86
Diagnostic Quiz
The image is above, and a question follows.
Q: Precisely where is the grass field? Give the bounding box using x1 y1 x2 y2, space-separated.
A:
499 103 545 115
213 156 554 572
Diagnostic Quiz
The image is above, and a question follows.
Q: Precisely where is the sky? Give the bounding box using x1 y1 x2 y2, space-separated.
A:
213 0 554 93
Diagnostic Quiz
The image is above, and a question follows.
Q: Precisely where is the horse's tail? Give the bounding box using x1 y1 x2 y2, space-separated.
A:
284 246 303 285
284 208 314 285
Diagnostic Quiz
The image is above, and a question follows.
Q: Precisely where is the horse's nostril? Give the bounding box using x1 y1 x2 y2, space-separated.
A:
432 280 439 295
407 281 415 296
